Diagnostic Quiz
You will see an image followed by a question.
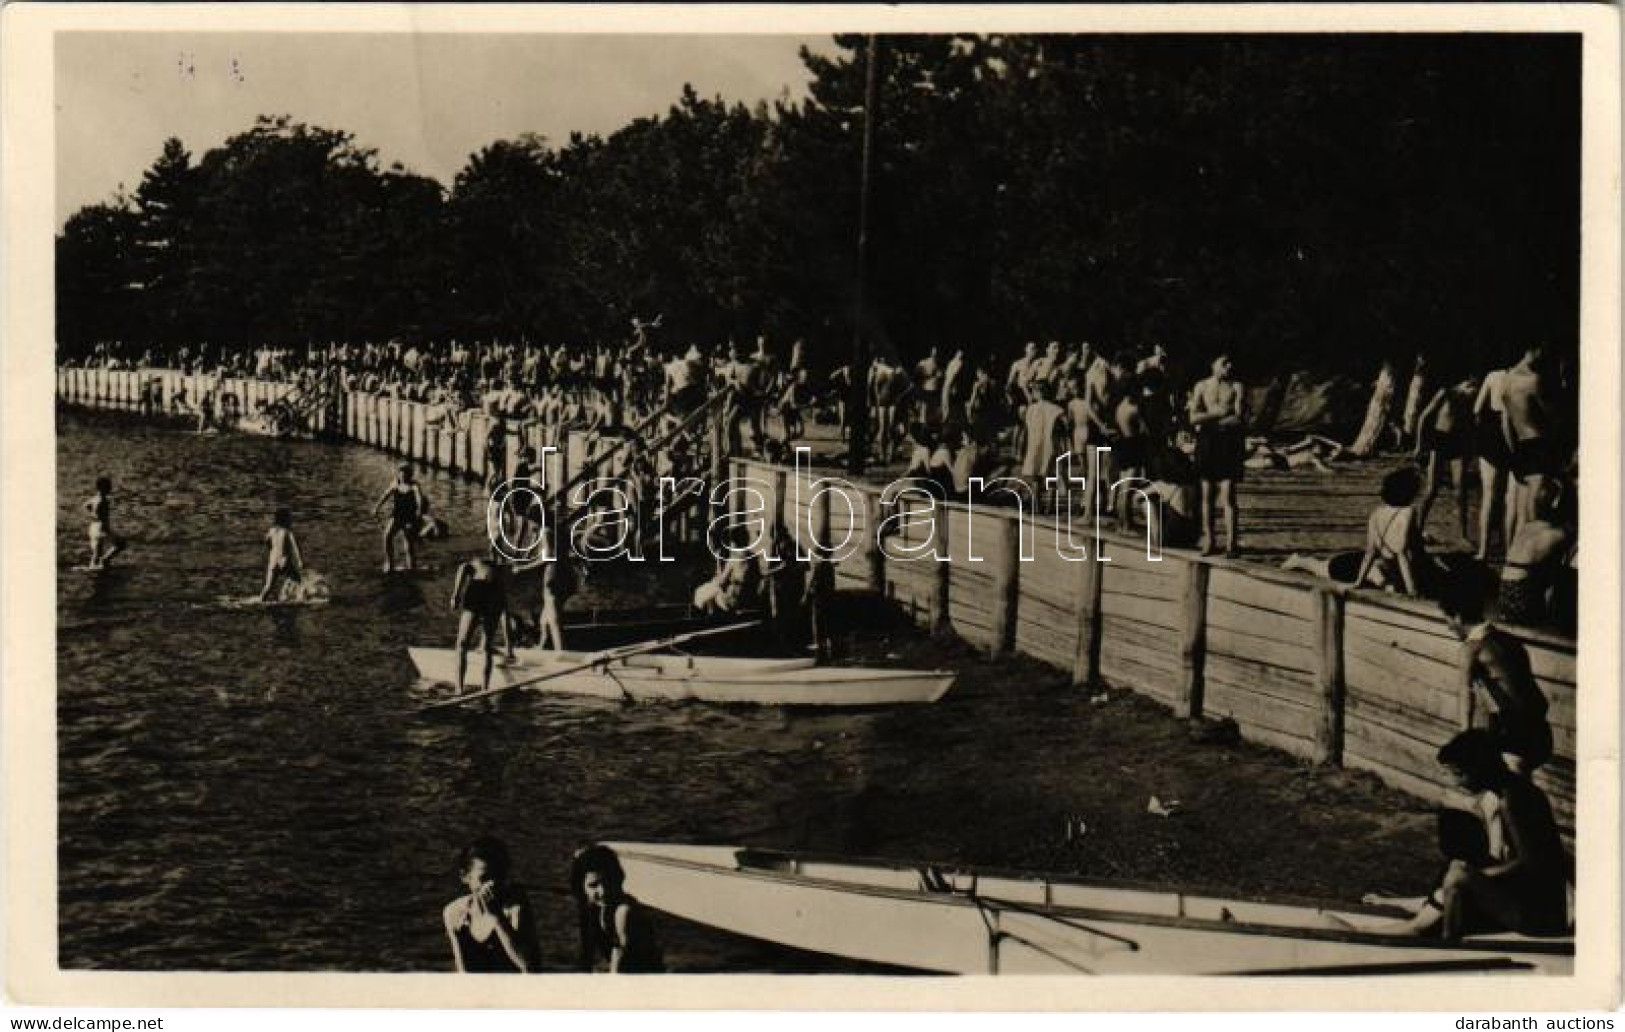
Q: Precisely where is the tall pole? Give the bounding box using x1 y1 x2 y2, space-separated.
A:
846 34 882 477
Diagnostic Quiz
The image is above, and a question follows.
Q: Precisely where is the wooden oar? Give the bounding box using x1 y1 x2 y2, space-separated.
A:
418 619 761 712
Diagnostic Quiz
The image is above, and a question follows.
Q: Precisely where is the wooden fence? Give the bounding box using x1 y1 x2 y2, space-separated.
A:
59 367 582 491
730 457 1578 831
54 369 1579 830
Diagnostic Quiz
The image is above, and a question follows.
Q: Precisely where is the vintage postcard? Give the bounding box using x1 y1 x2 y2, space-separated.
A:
2 2 1619 1013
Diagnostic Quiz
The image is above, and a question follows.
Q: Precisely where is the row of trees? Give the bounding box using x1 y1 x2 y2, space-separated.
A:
58 34 1579 376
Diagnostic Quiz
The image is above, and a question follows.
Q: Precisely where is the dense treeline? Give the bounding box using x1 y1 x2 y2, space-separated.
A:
57 34 1579 377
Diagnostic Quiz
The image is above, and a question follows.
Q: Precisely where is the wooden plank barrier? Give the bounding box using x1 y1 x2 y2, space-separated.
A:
60 383 1578 832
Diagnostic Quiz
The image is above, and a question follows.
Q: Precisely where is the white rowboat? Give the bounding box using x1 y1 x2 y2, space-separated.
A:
604 842 1574 976
408 648 954 706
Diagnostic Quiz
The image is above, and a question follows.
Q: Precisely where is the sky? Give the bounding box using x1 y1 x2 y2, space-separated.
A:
55 32 833 226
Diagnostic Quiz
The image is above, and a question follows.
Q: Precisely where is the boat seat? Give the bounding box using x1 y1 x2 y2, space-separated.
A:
736 848 796 873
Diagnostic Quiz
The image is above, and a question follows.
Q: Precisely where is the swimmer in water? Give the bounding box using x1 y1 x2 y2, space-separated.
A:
259 507 304 602
372 463 426 572
83 475 126 569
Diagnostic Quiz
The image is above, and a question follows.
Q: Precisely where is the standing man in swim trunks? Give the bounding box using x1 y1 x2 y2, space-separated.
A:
373 463 428 572
450 552 512 694
1188 353 1246 557
1472 363 1514 561
1501 344 1561 532
867 356 907 464
83 475 126 569
1438 584 1553 777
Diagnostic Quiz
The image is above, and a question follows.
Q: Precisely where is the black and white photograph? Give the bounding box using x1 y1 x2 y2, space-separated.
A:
4 2 1620 1014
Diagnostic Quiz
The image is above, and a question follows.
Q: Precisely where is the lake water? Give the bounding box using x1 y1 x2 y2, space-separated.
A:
56 407 1436 975
55 408 967 972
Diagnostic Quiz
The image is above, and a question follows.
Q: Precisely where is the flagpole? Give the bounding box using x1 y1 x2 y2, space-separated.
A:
846 34 882 477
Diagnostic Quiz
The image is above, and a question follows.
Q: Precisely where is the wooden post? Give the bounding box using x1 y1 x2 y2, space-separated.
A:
928 502 953 635
864 489 887 594
772 468 789 538
990 515 1020 655
1071 544 1106 688
1176 560 1210 720
1312 587 1347 765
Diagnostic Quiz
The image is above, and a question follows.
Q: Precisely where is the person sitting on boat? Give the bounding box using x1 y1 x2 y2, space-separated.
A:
1438 578 1553 777
570 845 664 973
443 836 540 973
450 551 514 694
258 508 304 602
1354 729 1568 940
373 463 426 573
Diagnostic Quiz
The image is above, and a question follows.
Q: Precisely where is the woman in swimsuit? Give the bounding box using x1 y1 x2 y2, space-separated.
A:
372 463 426 572
1354 730 1568 940
1352 467 1443 598
443 837 540 973
570 845 664 973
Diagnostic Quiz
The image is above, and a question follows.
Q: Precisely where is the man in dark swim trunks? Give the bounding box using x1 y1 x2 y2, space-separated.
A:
1501 344 1563 531
1188 354 1246 556
450 552 513 694
372 463 427 572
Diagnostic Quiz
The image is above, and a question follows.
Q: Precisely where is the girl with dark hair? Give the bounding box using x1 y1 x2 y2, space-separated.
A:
570 845 665 973
442 836 540 973
1351 466 1442 597
1353 730 1568 939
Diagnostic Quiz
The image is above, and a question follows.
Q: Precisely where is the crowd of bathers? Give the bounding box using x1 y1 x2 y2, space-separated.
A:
66 328 1577 630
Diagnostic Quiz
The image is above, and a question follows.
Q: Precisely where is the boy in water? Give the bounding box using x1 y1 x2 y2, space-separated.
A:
83 475 126 569
259 508 304 602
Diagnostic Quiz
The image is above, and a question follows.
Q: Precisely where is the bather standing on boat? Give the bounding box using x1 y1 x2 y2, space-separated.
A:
450 553 513 694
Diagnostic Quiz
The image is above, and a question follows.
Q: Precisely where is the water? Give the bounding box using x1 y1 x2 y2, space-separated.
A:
55 409 940 972
57 409 1437 974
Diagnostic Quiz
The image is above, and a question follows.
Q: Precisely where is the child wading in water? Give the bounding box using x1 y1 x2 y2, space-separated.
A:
84 475 126 569
373 463 427 572
259 508 305 602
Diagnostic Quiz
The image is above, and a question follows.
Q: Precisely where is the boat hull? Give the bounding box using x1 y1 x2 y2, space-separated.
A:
605 843 1574 976
407 649 953 706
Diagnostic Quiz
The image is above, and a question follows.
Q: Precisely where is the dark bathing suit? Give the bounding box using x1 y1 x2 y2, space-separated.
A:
454 916 524 973
392 484 421 526
1194 424 1246 482
1509 436 1561 482
462 573 505 621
